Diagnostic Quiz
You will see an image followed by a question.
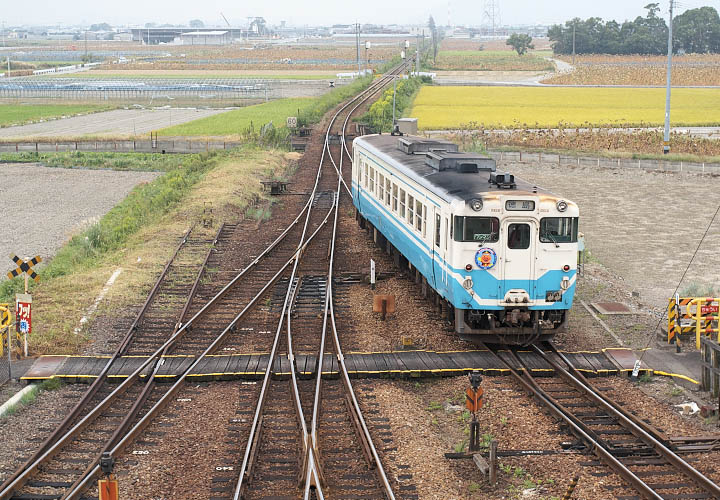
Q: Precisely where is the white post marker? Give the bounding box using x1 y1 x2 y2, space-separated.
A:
631 359 642 378
370 259 376 290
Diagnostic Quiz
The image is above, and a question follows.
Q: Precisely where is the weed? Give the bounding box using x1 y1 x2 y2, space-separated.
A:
457 409 471 424
427 401 443 412
431 418 439 425
514 466 526 478
522 479 537 489
480 433 494 448
453 440 467 453
500 463 513 474
668 386 683 397
468 481 480 492
500 416 508 426
638 372 653 383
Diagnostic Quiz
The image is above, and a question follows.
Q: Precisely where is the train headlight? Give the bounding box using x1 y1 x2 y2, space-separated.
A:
465 264 473 271
556 200 568 212
470 199 483 212
462 277 474 290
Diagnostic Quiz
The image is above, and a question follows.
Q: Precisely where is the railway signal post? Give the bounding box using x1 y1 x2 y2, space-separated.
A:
466 370 484 452
7 254 41 357
98 452 119 500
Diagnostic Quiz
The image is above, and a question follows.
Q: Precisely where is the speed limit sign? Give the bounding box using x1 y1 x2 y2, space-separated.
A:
286 116 298 128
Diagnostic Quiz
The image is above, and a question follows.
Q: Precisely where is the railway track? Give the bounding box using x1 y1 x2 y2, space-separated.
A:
485 341 720 500
0 62 408 500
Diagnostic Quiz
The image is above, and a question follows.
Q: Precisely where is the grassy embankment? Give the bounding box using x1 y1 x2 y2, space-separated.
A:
0 147 294 354
43 72 337 80
0 104 111 128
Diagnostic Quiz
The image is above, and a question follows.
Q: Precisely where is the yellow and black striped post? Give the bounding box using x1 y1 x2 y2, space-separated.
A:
562 475 579 500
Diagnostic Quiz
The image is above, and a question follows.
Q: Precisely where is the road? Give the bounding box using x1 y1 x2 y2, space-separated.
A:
0 108 229 139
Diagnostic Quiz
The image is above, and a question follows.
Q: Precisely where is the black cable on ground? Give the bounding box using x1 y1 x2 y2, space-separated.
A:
638 201 720 364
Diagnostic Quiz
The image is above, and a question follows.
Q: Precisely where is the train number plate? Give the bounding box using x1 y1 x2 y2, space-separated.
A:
505 200 535 211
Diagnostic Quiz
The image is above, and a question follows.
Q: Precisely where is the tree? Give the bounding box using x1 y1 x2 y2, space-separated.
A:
674 7 720 53
506 33 534 55
189 19 204 28
428 15 438 64
89 23 112 32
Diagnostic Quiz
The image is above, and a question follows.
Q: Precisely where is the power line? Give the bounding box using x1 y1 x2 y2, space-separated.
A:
483 0 501 37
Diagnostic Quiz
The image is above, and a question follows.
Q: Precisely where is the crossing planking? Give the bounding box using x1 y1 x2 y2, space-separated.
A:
7 254 42 282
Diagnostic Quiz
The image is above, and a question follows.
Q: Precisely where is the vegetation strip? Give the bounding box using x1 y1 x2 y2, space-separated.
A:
0 105 111 128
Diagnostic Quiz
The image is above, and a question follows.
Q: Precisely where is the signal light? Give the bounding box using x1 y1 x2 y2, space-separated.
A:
465 264 473 271
563 265 570 272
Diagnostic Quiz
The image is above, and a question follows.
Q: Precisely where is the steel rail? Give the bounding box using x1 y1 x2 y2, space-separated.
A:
6 207 327 500
302 66 405 500
233 78 342 500
538 342 720 499
236 63 405 500
64 204 338 500
61 224 226 499
483 344 663 500
29 64 406 500
2 189 319 497
0 227 194 499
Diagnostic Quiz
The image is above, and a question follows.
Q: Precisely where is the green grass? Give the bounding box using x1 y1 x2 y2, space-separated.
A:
0 150 223 303
0 105 110 128
158 98 315 137
158 75 375 137
1 378 63 419
0 151 198 171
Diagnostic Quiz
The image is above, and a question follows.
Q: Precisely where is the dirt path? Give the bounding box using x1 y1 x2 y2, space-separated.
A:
0 108 228 139
0 163 159 279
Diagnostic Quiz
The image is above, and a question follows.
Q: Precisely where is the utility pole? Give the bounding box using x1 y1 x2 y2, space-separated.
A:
84 30 88 61
356 22 361 76
416 33 421 74
663 0 674 154
572 23 576 66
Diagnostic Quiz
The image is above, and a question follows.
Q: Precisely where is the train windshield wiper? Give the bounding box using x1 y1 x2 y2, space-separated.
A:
542 232 559 248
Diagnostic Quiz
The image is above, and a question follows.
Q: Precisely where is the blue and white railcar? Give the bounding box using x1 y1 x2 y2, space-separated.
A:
351 134 579 342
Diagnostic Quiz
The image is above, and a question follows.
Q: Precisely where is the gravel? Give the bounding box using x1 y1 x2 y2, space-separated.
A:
0 109 227 139
0 163 159 280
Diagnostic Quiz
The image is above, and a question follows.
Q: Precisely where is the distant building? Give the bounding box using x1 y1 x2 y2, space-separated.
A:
179 30 230 45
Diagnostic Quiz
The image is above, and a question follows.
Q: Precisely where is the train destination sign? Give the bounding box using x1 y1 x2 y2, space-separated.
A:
505 200 535 211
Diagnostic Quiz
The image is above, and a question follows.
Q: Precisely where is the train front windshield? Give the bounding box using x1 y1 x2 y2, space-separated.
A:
454 216 499 242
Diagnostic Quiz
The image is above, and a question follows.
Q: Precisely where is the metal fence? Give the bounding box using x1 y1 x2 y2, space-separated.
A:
0 77 341 104
0 139 243 154
701 336 720 396
488 150 720 175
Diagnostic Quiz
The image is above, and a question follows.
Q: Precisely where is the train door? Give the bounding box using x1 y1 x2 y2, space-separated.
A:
500 219 536 300
432 209 441 290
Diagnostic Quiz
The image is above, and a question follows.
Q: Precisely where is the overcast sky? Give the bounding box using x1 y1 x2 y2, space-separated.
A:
3 0 698 28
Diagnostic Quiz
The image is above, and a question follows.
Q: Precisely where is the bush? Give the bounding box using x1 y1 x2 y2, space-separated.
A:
361 77 423 133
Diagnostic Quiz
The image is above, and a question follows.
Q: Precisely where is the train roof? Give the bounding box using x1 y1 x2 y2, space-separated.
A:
354 134 556 203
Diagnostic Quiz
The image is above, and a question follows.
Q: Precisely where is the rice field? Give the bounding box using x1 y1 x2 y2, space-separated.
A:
431 50 554 72
409 86 720 129
0 104 109 127
158 97 314 136
544 54 720 86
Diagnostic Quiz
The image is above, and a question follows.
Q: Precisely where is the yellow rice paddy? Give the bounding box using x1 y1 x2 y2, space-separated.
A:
409 86 720 129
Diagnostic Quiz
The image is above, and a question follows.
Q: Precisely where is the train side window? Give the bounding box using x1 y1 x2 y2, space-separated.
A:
399 189 406 218
422 205 427 237
415 199 423 233
435 214 441 247
392 184 398 212
407 194 415 225
385 178 391 206
444 217 449 250
363 164 368 188
508 223 531 249
369 168 375 192
378 173 384 201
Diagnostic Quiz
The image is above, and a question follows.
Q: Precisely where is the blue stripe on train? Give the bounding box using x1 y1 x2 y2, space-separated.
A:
352 182 574 311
